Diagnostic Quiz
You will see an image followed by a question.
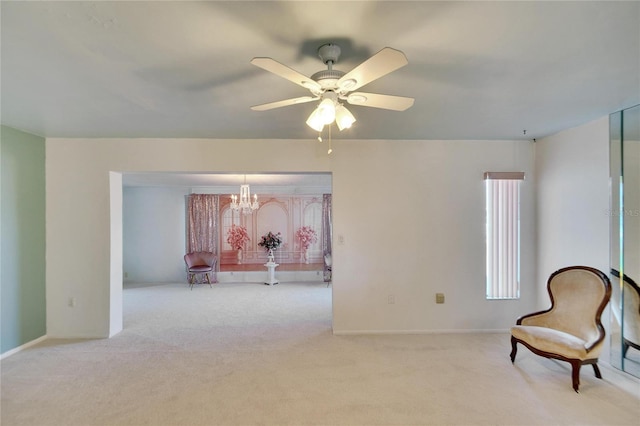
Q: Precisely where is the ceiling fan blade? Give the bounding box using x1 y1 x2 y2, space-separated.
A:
337 47 408 92
346 92 414 111
251 96 319 111
251 57 321 91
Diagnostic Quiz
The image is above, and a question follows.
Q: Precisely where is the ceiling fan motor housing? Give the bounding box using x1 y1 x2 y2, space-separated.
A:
312 44 346 91
311 69 346 90
317 43 341 64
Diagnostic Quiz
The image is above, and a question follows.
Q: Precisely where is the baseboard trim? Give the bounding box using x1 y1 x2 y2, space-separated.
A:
332 329 510 335
1 335 48 360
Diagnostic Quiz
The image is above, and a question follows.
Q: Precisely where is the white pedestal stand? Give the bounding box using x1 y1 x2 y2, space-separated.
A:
264 261 279 285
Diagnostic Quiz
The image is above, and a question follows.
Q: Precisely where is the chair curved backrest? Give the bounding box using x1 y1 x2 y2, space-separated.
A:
613 271 640 354
520 266 611 350
623 275 640 343
511 266 611 392
184 251 216 270
183 251 216 289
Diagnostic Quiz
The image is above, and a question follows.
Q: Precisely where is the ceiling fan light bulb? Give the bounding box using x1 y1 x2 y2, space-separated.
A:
335 105 356 131
306 108 325 132
318 98 336 124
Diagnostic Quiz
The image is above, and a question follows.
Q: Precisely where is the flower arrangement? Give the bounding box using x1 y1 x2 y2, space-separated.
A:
258 231 283 252
295 226 318 251
226 225 250 250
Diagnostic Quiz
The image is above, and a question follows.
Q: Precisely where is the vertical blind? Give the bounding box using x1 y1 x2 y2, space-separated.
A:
485 172 525 299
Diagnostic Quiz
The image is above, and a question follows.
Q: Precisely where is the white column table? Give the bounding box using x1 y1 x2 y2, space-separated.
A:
264 261 279 285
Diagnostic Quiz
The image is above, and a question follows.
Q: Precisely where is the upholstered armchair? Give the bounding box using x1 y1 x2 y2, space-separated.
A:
611 270 640 357
510 266 611 392
622 274 640 357
183 251 217 290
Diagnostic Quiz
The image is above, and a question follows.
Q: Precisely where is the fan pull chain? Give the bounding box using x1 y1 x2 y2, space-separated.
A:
327 124 333 155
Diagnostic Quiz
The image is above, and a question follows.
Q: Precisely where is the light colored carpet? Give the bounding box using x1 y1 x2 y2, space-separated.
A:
2 281 639 426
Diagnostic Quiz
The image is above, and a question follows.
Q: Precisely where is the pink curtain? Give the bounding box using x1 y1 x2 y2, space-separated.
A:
187 194 219 282
322 194 332 282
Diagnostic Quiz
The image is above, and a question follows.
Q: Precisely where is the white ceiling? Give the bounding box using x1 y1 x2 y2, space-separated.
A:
2 0 639 143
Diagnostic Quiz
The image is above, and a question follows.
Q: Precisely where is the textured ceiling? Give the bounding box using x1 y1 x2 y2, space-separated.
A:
2 1 639 143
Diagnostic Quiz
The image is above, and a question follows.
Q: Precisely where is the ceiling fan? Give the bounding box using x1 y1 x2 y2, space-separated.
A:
250 43 414 132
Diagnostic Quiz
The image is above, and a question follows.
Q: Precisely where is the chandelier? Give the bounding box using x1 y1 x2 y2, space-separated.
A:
230 176 259 214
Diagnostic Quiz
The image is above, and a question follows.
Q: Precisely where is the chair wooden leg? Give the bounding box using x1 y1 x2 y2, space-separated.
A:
510 336 518 363
205 273 212 287
570 360 581 393
592 363 602 379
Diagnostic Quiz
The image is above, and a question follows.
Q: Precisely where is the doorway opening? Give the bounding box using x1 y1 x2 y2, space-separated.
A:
110 172 333 336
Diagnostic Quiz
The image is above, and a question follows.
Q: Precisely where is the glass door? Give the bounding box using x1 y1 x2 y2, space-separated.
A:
610 104 640 377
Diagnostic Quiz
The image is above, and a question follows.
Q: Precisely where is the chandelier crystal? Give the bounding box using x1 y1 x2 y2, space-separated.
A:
230 178 259 215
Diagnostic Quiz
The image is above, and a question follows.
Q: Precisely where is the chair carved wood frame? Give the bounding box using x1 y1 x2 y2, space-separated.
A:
510 266 611 392
611 269 640 357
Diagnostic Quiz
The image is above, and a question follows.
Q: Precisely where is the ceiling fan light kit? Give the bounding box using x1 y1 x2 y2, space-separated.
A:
251 43 414 151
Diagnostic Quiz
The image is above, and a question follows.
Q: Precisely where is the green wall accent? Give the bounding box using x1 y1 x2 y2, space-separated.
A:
1 126 46 354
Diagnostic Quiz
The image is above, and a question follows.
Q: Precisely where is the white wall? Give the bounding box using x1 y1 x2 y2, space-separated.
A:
535 117 610 296
46 138 535 338
535 117 611 359
109 172 123 336
123 186 189 283
330 140 536 333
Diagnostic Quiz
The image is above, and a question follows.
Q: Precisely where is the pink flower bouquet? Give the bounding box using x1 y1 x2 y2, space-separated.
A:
226 225 250 250
295 226 318 251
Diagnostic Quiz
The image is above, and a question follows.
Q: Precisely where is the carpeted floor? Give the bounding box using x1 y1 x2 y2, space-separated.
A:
220 262 323 272
1 281 639 425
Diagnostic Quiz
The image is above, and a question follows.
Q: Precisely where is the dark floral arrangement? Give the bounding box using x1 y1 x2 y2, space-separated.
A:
258 231 283 252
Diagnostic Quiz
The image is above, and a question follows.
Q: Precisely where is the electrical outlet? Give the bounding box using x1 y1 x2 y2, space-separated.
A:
68 297 76 307
436 293 445 304
388 295 395 304
338 235 345 245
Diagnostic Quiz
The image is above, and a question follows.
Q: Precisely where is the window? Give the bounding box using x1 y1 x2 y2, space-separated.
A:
485 172 525 299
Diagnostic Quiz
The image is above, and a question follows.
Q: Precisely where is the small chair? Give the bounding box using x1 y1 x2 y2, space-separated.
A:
611 269 640 357
324 253 332 286
183 252 216 290
510 266 611 392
